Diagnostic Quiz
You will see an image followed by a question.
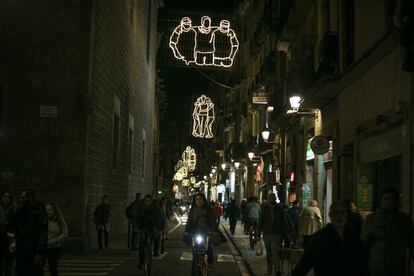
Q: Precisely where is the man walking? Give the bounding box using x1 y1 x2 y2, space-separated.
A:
362 188 413 276
257 193 290 276
126 192 142 250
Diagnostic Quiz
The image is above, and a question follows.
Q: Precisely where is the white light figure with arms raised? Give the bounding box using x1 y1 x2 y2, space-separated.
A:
192 95 215 138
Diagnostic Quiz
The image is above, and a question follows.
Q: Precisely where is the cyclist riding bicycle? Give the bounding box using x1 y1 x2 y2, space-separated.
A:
244 196 261 235
183 193 220 266
132 194 165 270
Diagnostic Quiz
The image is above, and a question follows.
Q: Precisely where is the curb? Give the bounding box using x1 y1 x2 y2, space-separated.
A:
220 224 255 276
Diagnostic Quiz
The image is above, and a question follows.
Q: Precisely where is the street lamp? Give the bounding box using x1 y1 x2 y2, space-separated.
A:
234 162 240 169
289 96 301 111
248 152 255 160
261 128 271 142
221 163 226 170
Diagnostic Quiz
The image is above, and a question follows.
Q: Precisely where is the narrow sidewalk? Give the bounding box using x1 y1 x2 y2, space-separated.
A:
220 219 312 276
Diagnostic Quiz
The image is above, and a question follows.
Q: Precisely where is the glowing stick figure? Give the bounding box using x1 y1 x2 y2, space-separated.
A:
182 146 196 172
169 16 239 67
192 95 215 138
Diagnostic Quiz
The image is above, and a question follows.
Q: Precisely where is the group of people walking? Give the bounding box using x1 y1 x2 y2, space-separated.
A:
0 189 68 276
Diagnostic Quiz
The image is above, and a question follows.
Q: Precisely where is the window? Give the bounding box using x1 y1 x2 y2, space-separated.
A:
344 0 355 68
0 86 3 125
128 115 134 174
112 96 121 168
146 0 152 63
129 0 135 26
141 129 146 178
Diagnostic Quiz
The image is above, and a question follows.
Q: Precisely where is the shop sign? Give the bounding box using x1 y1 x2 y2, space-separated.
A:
302 182 312 207
311 135 330 155
289 171 295 182
306 139 315 160
252 88 269 104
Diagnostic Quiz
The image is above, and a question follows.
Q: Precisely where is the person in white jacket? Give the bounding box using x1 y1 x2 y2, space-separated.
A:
45 203 68 276
298 200 323 249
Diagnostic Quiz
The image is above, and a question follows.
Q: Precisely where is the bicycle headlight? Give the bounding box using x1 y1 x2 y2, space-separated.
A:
195 235 203 244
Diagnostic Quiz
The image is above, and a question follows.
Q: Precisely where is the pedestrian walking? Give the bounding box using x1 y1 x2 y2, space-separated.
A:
225 199 240 235
44 203 68 276
93 195 111 251
160 197 173 240
298 199 322 249
126 193 142 250
287 200 301 248
12 189 48 276
343 199 363 235
0 191 16 276
214 201 223 225
362 187 413 276
292 200 369 276
240 198 247 232
257 193 292 276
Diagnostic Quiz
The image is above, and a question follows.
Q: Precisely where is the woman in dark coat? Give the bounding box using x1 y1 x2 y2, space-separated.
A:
184 193 218 264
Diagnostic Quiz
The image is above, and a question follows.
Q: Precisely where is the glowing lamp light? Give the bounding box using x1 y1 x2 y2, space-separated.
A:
212 168 216 173
209 173 213 178
289 96 301 109
248 152 254 160
192 95 215 138
261 129 270 141
204 175 208 180
234 162 240 169
221 163 226 170
169 16 239 68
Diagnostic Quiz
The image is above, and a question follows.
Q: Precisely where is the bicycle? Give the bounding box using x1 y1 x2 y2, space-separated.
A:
136 229 153 276
191 234 209 276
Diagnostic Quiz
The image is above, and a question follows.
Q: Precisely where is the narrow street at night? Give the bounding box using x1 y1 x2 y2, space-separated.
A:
1 0 414 275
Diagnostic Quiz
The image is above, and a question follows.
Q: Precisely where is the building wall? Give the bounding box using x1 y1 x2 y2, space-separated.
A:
0 0 159 251
0 1 91 249
86 0 158 247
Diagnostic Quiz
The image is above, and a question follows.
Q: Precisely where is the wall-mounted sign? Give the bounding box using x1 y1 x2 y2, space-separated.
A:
39 106 58 118
252 88 269 104
192 95 215 138
169 16 239 67
311 135 330 155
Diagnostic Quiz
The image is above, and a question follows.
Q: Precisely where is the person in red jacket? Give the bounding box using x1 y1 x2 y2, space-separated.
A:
214 202 223 225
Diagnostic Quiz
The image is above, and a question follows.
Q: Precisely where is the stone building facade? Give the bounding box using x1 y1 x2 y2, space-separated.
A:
0 0 161 251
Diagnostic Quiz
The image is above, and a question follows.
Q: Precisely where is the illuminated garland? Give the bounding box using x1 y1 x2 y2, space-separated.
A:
169 16 239 67
192 95 215 138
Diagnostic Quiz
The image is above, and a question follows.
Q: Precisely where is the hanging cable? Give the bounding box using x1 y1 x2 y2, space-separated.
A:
195 68 237 90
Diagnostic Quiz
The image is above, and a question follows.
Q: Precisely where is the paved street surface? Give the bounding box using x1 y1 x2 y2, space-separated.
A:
44 215 313 276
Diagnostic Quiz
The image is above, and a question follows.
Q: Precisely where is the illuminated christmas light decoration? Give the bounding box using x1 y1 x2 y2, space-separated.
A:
169 16 239 67
182 146 197 171
173 165 188 181
192 95 215 138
